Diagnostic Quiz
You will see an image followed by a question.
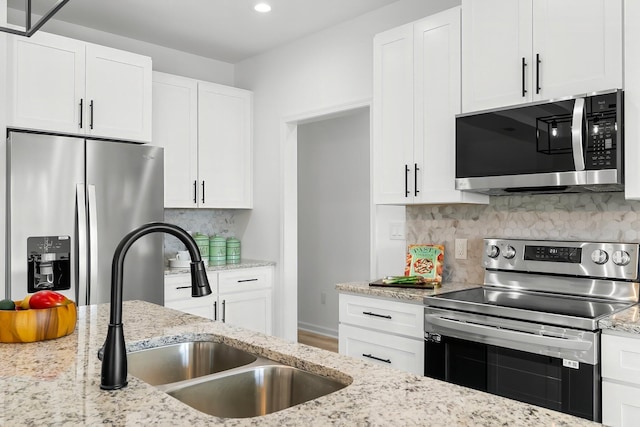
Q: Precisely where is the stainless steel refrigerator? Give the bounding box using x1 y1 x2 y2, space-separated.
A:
6 130 164 306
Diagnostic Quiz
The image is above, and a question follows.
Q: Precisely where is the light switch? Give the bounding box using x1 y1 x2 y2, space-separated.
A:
455 239 467 259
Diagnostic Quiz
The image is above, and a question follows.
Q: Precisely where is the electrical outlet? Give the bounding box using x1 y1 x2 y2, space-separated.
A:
455 239 468 260
321 292 326 304
389 221 406 240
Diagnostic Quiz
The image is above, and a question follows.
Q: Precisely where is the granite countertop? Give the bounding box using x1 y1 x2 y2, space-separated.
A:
0 301 598 426
599 304 640 335
336 281 480 303
165 259 275 275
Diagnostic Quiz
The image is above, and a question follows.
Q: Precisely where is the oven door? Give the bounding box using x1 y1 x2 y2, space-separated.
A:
424 307 601 422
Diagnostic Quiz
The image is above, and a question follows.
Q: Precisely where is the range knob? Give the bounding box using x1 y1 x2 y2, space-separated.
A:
590 249 609 265
502 245 516 259
486 245 500 258
612 250 631 266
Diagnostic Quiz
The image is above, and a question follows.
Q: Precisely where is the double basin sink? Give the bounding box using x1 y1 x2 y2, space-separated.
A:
127 341 349 419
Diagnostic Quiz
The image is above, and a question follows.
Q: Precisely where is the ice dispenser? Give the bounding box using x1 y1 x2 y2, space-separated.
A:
27 236 71 293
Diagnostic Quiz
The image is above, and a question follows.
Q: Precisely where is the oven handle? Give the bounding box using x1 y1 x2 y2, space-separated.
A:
425 314 592 352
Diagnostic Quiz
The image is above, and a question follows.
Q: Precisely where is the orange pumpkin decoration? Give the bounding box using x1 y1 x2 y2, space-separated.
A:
0 302 77 343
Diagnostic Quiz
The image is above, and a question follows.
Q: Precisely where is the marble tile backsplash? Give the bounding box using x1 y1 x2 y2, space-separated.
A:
407 192 640 285
163 209 244 259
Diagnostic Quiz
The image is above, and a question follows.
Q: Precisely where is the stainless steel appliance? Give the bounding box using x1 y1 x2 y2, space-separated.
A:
424 238 640 422
455 89 623 195
6 130 164 305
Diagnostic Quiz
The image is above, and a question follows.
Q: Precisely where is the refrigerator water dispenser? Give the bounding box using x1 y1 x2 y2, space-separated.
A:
27 236 71 293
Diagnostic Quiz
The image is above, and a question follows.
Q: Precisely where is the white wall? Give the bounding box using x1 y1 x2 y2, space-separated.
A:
7 8 235 84
297 108 370 337
235 0 461 339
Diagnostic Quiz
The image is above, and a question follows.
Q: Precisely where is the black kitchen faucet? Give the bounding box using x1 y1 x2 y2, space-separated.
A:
100 222 212 390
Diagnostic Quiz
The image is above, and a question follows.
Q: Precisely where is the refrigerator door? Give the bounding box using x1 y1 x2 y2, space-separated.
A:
86 140 164 305
7 132 85 302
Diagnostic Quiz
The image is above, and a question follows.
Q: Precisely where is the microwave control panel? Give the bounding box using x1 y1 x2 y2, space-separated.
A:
586 92 619 169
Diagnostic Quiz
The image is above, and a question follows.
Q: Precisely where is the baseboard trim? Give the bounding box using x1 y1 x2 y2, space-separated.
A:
298 322 338 339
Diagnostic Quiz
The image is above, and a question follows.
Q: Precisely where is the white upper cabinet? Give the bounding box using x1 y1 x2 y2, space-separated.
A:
85 44 152 142
198 82 253 209
7 31 152 142
152 73 253 208
462 0 623 113
373 7 488 205
152 72 199 207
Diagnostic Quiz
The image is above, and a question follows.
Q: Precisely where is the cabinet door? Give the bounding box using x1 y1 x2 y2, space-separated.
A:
220 289 272 335
372 24 415 204
166 294 217 320
603 380 640 427
85 43 152 142
532 0 622 101
7 32 85 134
152 72 198 207
198 82 253 208
413 8 488 205
461 0 533 112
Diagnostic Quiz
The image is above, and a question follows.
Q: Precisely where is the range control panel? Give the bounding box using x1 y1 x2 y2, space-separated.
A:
483 238 639 281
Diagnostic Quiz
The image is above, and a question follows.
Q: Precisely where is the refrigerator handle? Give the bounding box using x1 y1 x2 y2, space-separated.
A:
87 184 99 304
76 184 88 305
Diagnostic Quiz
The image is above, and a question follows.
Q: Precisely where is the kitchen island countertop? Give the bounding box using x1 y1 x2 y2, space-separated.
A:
0 300 598 426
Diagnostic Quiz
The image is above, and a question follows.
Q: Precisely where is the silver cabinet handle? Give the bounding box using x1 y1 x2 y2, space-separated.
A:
222 299 226 323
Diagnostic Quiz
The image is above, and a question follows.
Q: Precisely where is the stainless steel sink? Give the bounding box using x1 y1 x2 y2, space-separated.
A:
165 365 347 418
127 341 257 386
127 340 350 418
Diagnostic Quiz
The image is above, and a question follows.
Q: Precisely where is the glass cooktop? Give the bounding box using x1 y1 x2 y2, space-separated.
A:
424 286 633 330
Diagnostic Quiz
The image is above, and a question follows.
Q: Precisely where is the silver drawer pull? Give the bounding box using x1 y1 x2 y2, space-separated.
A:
363 311 391 319
363 353 391 364
237 278 258 283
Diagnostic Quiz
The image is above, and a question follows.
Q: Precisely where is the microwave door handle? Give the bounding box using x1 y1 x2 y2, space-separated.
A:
571 98 586 171
425 315 592 352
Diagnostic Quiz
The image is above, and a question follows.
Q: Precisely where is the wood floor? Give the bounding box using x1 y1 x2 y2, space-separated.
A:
298 329 338 353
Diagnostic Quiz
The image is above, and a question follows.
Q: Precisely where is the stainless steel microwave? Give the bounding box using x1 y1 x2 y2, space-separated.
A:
455 89 623 195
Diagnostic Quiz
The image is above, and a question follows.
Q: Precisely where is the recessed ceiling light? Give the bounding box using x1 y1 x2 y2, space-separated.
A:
254 2 272 13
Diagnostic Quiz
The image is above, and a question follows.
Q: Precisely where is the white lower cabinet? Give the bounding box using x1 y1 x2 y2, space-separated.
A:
164 266 273 335
602 331 640 426
338 293 424 376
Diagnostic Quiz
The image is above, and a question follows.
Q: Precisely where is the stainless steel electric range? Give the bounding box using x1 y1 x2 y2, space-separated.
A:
423 238 640 422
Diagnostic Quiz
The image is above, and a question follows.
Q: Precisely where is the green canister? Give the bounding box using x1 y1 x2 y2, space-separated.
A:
209 235 227 266
193 233 209 259
226 237 241 264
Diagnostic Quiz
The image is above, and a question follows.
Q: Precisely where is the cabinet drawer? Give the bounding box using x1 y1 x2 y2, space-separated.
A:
218 267 272 293
603 380 640 427
165 294 216 320
339 293 423 338
602 333 640 385
338 324 423 375
164 274 193 303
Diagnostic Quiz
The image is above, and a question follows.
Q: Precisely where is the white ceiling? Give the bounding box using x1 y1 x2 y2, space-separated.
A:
8 0 401 63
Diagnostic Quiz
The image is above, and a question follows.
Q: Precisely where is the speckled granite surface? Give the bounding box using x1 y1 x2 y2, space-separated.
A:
599 304 640 334
165 259 275 275
0 301 598 426
335 281 480 303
